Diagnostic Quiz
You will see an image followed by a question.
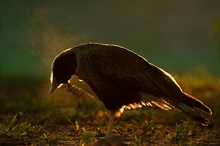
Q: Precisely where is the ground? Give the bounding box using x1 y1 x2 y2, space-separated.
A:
0 74 219 145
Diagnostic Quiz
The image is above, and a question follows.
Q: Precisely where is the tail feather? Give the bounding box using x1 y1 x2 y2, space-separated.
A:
169 93 212 127
138 91 212 126
181 92 212 115
177 103 211 126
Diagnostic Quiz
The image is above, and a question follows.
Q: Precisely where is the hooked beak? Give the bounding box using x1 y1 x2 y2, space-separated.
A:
49 77 60 93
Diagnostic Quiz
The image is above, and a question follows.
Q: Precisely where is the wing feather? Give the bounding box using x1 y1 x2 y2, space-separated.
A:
90 45 181 98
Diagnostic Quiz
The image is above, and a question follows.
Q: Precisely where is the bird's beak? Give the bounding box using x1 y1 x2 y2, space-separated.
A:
49 77 60 93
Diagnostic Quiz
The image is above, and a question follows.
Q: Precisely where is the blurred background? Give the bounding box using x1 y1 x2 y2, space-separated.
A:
1 0 220 83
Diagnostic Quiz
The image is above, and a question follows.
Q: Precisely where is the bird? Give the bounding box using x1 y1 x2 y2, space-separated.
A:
49 43 212 137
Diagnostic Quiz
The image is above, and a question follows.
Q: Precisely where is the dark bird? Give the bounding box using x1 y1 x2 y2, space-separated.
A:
49 43 212 137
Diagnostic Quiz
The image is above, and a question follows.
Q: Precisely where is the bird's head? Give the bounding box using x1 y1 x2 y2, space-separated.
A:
49 49 77 93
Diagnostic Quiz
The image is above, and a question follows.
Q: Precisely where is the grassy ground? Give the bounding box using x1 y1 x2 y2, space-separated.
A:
0 74 220 145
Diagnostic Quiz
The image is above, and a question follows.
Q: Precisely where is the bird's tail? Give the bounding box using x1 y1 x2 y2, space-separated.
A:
171 92 212 127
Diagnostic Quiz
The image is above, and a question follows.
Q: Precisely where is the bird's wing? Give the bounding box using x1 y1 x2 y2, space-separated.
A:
90 46 181 97
88 46 180 112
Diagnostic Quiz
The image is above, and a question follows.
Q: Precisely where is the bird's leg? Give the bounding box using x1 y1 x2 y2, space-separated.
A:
106 111 116 138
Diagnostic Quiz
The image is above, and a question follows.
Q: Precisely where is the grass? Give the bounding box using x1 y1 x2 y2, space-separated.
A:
0 115 32 141
168 123 190 140
0 72 220 145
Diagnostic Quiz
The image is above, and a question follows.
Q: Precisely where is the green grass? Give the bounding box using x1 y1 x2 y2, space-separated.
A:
168 123 190 140
0 115 32 141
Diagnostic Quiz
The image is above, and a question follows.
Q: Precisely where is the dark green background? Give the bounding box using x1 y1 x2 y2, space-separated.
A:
1 0 220 81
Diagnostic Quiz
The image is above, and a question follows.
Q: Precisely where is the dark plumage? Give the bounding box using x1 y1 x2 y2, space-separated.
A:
49 43 212 137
